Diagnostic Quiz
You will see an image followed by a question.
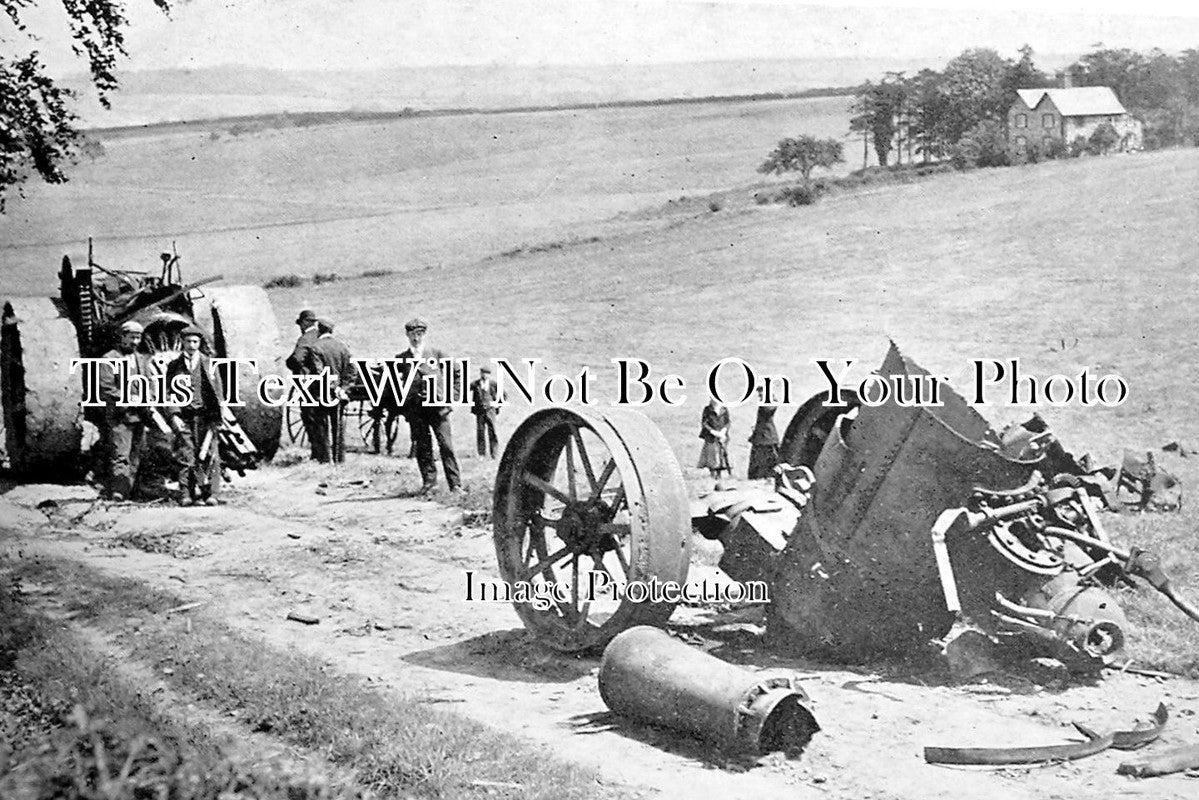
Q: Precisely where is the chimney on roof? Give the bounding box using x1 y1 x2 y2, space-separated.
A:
1062 70 1073 89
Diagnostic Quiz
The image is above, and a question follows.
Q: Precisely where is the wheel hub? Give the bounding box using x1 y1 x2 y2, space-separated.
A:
556 501 615 556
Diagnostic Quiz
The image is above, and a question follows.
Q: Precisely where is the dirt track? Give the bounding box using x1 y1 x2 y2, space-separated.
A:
3 453 1198 800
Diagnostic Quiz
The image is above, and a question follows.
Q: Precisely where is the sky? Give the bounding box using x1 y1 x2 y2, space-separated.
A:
15 0 1199 74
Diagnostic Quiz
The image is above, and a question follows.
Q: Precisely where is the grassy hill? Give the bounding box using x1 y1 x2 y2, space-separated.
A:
0 94 861 289
264 148 1199 473
2 90 1198 671
3 94 1196 471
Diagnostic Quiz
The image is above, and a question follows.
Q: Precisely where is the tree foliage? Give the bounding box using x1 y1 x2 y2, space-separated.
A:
1066 46 1199 147
758 134 844 182
850 47 1033 169
950 120 1009 169
1088 121 1120 155
0 0 170 210
850 42 1199 173
850 79 906 167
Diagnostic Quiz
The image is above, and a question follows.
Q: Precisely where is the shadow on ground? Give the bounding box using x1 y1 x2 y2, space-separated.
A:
403 627 598 683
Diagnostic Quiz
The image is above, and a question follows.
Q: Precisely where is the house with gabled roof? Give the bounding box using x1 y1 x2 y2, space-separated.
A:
1007 86 1143 159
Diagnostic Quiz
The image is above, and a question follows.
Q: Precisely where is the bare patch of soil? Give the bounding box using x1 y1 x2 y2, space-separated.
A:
3 458 1199 799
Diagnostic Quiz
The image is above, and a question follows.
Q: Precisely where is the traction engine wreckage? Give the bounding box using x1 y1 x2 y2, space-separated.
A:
1 243 283 480
491 345 1199 755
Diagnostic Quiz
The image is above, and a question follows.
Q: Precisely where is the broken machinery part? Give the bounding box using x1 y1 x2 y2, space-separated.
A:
598 625 818 756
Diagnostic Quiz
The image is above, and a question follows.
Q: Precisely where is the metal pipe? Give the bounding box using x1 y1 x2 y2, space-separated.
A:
1044 527 1199 623
598 626 818 755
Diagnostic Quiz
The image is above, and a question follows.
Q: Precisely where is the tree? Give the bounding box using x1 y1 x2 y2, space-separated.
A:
907 69 952 164
1003 44 1050 95
847 87 872 170
758 135 845 183
949 120 1009 169
1068 47 1149 108
0 0 170 210
941 48 1012 142
1088 122 1120 155
851 80 904 167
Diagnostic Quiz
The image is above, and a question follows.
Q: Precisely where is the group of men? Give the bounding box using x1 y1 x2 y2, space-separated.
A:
285 310 355 464
286 311 505 495
95 320 224 505
94 309 506 503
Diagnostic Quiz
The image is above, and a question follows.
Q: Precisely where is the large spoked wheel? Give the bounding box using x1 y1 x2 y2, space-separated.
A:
493 407 691 652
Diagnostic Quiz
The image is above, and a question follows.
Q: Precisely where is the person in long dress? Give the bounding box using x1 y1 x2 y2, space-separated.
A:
748 387 780 480
697 398 731 479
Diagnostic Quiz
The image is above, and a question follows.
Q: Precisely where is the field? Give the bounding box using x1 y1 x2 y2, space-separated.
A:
0 94 864 293
4 93 1199 799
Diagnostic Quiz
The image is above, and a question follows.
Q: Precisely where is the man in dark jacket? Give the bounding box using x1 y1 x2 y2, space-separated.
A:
470 365 503 458
97 320 154 501
305 318 355 464
286 309 323 460
166 325 225 505
396 317 460 493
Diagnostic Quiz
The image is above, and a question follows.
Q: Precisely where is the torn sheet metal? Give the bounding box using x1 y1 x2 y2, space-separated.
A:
925 703 1167 766
768 343 1045 658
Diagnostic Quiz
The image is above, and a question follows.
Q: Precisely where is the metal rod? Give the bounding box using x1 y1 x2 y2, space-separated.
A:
111 275 223 324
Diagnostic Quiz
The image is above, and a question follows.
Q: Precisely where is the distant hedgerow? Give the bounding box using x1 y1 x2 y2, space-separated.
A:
263 274 306 289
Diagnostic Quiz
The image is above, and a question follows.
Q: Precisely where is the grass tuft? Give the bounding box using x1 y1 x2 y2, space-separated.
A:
7 558 609 800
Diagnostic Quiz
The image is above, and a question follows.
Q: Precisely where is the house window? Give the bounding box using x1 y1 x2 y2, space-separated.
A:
1043 136 1054 149
1042 114 1055 128
1014 135 1027 149
1015 113 1027 128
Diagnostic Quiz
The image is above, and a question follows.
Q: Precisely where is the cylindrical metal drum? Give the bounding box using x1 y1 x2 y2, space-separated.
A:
598 626 819 754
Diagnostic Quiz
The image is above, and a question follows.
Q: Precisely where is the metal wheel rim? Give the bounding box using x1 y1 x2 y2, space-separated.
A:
493 406 690 652
779 389 861 469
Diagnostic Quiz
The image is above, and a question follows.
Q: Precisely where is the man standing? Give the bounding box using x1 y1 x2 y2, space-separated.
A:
397 317 461 493
470 365 503 458
286 309 322 461
167 325 225 505
97 321 152 501
305 318 355 464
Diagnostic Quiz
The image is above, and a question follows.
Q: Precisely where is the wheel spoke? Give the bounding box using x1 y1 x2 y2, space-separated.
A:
597 522 630 540
611 542 630 577
530 511 561 529
592 558 612 577
571 554 580 611
607 486 627 515
522 471 572 506
572 600 592 629
571 426 599 494
525 544 571 580
592 459 617 501
564 436 578 501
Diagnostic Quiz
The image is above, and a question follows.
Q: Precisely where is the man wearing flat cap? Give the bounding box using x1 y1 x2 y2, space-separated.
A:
286 309 322 461
305 318 355 464
396 317 461 493
166 325 225 505
470 364 504 458
96 320 153 500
